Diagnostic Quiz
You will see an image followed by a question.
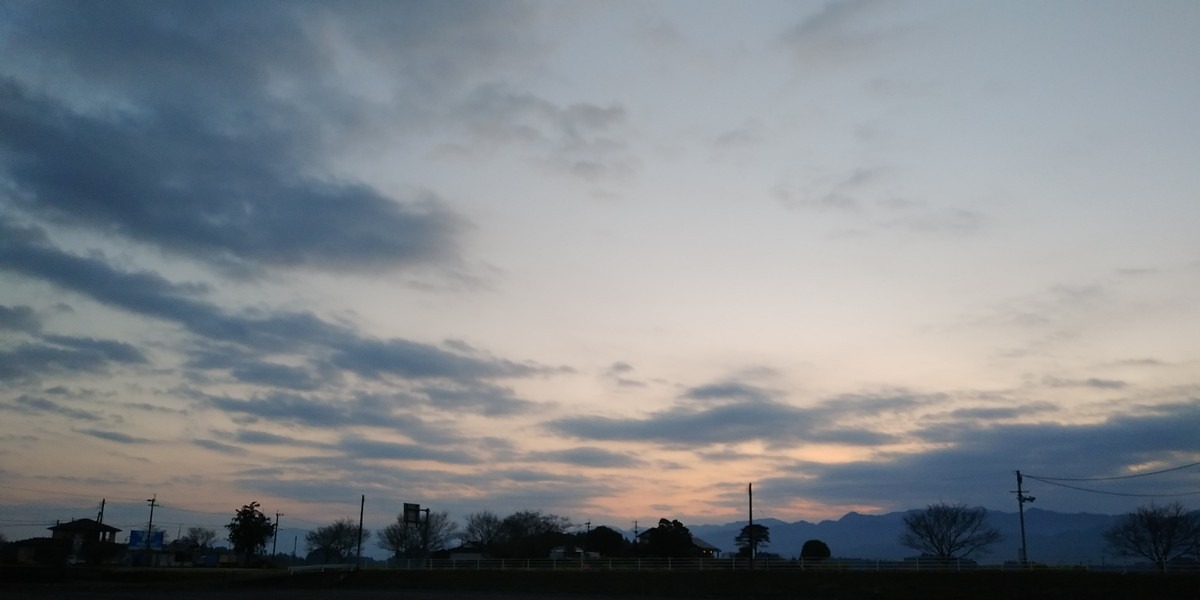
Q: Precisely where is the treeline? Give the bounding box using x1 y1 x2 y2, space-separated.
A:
214 500 1199 570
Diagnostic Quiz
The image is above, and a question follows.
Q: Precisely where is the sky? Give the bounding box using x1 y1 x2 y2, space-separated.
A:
2 0 1199 551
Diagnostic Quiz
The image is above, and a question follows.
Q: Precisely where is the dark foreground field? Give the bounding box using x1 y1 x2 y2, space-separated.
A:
3 566 1199 599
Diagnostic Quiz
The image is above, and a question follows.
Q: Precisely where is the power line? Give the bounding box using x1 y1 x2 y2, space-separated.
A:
1024 475 1200 498
1025 460 1200 482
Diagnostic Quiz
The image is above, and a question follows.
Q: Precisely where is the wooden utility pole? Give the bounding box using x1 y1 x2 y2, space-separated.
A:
748 483 755 570
144 495 157 566
1012 471 1035 565
355 495 365 569
272 512 283 558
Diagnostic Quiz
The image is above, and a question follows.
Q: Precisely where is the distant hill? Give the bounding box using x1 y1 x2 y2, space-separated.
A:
687 508 1122 566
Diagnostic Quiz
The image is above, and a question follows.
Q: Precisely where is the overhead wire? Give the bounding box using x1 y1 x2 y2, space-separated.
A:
1022 460 1200 498
1024 475 1200 498
1025 460 1200 482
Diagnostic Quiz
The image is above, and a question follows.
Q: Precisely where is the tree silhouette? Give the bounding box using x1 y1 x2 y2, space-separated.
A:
184 526 217 549
1103 502 1200 571
584 525 629 557
495 510 572 558
645 518 697 557
306 518 369 563
225 501 273 564
463 510 503 550
735 523 770 558
378 510 458 559
800 539 831 560
899 503 1001 560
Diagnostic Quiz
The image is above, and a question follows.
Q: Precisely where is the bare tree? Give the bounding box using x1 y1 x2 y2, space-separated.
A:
1103 502 1200 571
463 510 503 547
305 518 369 563
185 526 217 548
899 503 1002 560
378 510 459 560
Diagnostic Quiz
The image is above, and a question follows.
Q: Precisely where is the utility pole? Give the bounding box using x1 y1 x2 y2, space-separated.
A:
582 520 591 561
355 495 365 569
1012 471 1035 565
96 498 105 525
144 494 157 566
748 482 755 571
632 520 638 550
272 512 283 558
421 508 431 559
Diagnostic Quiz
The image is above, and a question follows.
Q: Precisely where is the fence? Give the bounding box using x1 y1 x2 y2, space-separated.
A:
370 557 1200 573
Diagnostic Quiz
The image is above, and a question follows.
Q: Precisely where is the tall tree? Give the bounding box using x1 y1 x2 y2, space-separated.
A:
1103 502 1200 571
899 503 1002 560
735 523 771 558
378 510 459 559
226 501 274 564
644 518 697 558
306 518 369 563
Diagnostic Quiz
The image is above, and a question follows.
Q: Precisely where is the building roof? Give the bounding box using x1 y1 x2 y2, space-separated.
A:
48 518 121 533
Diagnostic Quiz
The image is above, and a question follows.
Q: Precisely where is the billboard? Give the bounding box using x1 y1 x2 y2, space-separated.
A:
403 503 421 525
128 530 165 551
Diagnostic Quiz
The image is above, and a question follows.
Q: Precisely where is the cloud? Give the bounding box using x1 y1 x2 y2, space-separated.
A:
228 361 325 391
602 362 646 388
779 0 914 68
192 439 247 456
0 0 491 276
78 429 149 444
420 381 535 416
1042 376 1128 390
455 84 636 181
194 390 466 446
336 436 481 465
0 305 40 333
330 337 542 381
759 402 1200 511
0 221 555 407
0 336 147 382
547 397 899 448
0 394 103 421
0 80 463 276
682 381 774 404
526 446 646 469
235 429 311 446
548 383 937 449
946 402 1056 421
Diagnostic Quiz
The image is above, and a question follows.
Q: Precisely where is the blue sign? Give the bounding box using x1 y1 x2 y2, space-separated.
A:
128 530 165 551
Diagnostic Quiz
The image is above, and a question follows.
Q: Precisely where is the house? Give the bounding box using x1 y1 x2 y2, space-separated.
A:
5 519 123 566
691 537 722 559
53 518 124 564
49 518 121 544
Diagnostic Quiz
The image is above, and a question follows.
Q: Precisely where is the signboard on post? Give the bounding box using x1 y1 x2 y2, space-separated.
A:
403 503 421 525
128 530 165 551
